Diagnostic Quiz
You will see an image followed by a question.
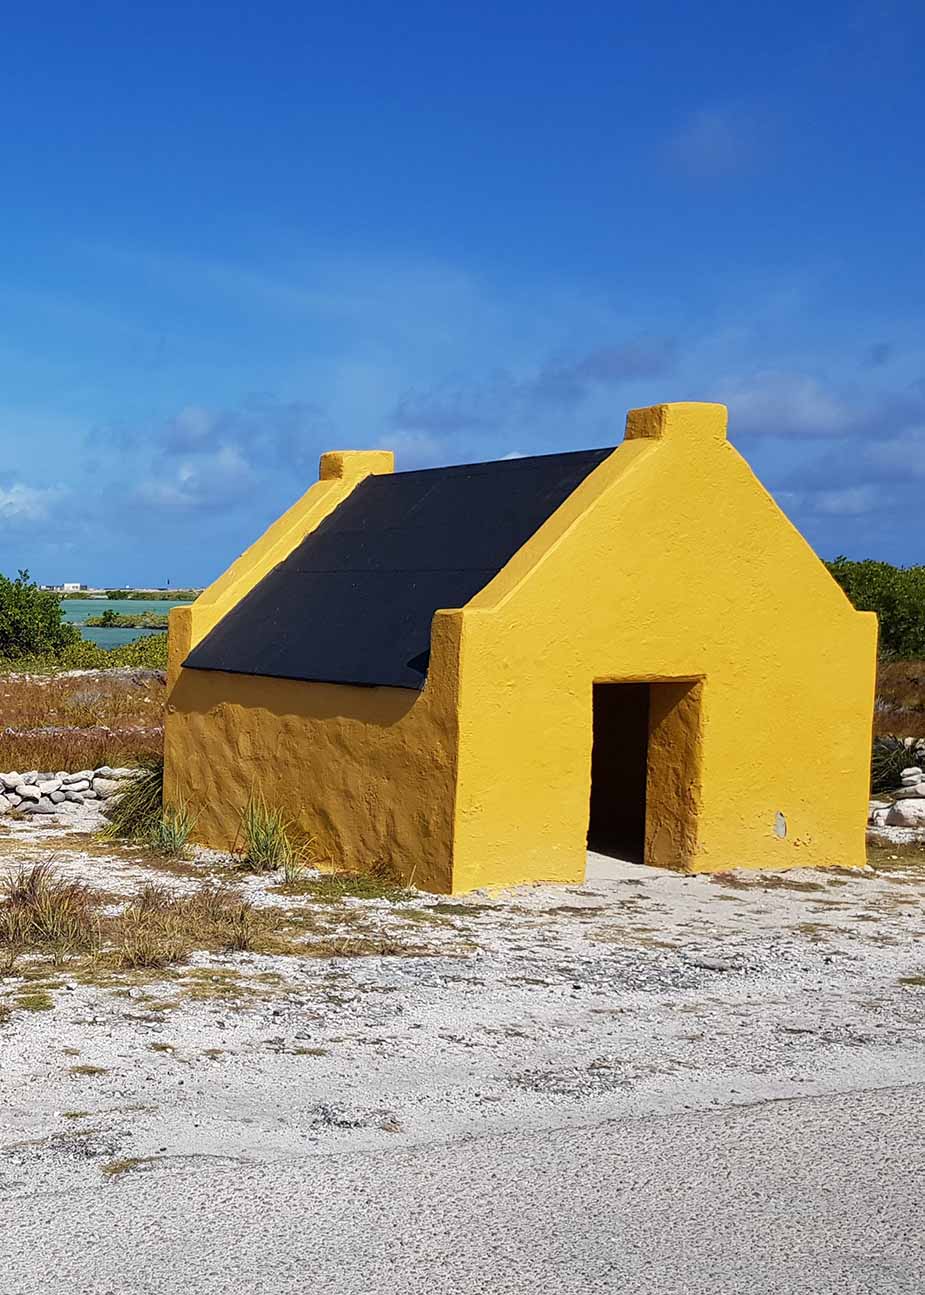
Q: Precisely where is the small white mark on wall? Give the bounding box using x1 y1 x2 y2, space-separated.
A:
774 811 787 839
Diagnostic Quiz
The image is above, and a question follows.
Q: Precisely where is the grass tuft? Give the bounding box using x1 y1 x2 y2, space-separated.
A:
0 862 101 964
13 989 55 1011
112 884 261 969
238 795 298 873
237 794 328 882
146 802 196 859
871 734 925 793
101 1156 153 1178
273 865 411 906
102 757 164 843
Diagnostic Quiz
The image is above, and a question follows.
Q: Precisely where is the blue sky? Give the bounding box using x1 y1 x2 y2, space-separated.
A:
1 0 923 585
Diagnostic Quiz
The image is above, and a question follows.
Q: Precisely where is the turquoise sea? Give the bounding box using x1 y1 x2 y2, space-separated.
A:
60 598 192 648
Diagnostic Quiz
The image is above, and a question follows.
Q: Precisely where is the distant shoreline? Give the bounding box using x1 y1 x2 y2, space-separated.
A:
58 589 201 601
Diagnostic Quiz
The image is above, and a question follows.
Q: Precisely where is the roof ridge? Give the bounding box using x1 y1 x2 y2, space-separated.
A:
387 445 614 481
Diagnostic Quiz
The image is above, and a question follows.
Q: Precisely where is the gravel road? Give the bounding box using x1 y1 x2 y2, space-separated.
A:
5 1084 923 1294
1 816 924 1291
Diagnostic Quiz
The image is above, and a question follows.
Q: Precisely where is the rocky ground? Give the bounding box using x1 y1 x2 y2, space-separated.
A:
2 806 925 1207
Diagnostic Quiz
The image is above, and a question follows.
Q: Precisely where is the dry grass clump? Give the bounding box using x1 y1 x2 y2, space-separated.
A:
276 867 413 903
0 861 441 1012
0 862 101 965
146 803 196 858
0 864 262 977
102 758 194 860
112 884 261 970
237 797 408 898
0 729 161 775
0 675 161 730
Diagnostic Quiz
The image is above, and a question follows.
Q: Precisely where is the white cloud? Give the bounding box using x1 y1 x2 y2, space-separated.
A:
812 485 886 516
861 424 925 477
725 371 856 438
0 483 62 525
381 430 452 471
136 445 255 512
779 484 887 518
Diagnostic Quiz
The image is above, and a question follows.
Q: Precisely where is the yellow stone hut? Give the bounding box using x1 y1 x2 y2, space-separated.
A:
164 402 877 893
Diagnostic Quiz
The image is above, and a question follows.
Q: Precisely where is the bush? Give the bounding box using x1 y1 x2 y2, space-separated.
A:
107 633 168 669
827 558 925 659
0 570 81 660
0 631 168 675
0 862 101 963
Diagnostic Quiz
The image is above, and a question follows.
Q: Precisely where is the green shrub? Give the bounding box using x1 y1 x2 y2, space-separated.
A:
0 570 80 660
0 631 168 675
103 589 199 601
107 633 168 669
827 558 925 659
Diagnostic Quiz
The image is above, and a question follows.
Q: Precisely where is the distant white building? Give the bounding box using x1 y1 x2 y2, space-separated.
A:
61 583 87 592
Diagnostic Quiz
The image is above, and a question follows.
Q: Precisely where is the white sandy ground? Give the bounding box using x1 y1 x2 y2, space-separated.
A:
2 812 925 1291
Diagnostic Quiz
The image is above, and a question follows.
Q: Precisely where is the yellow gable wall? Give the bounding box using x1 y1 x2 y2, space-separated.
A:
446 404 877 891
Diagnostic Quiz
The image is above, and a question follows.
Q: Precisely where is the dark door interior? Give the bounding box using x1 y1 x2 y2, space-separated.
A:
587 682 649 863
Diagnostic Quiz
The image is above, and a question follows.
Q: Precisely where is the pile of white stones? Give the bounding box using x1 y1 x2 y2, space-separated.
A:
0 767 141 817
869 765 925 828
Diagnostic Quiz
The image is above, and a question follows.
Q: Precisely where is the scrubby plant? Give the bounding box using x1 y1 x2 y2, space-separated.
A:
871 735 925 794
288 868 413 902
147 802 196 859
106 633 169 668
239 795 301 874
102 756 164 842
236 794 328 881
0 570 81 660
0 863 100 962
114 884 259 968
0 630 169 674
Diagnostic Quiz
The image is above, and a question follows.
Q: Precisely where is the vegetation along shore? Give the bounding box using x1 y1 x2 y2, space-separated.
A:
83 610 169 630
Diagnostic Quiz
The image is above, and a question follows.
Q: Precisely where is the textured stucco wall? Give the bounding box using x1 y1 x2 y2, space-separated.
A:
164 620 462 893
447 403 877 890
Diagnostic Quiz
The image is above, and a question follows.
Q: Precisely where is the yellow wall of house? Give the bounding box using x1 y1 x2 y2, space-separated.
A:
447 403 877 890
165 405 877 894
163 614 463 893
163 448 461 892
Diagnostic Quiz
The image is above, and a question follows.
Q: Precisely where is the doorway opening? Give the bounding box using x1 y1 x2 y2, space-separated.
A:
587 682 650 864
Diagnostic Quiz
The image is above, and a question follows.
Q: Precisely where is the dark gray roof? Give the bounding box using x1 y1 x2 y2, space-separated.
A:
183 446 612 689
